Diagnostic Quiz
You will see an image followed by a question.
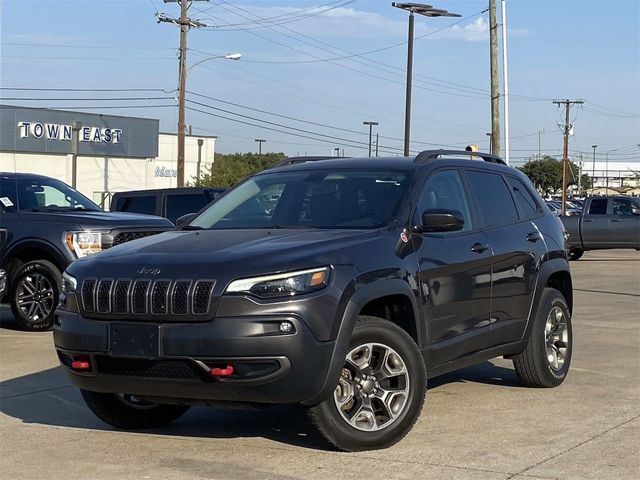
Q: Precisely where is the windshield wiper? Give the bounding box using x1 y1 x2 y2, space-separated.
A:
181 225 205 230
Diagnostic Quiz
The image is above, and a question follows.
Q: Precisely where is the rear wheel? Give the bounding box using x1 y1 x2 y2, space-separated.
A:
307 316 426 452
81 390 190 429
513 288 572 388
10 260 60 331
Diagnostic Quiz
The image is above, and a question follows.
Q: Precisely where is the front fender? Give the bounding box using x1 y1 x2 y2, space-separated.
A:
301 277 420 406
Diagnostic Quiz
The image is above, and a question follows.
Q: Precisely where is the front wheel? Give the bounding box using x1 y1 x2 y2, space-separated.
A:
10 260 60 331
513 288 573 388
81 390 190 429
307 316 426 452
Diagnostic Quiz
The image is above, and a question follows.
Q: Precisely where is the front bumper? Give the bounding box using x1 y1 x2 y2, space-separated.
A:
53 310 337 405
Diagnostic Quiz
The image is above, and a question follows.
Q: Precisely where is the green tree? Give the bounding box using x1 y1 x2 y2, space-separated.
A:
191 152 287 188
518 156 590 195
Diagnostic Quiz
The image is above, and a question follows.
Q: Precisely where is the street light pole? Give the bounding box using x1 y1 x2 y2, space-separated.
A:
486 133 493 154
71 121 82 189
254 139 266 155
591 144 597 194
363 121 379 157
196 138 204 181
392 3 460 157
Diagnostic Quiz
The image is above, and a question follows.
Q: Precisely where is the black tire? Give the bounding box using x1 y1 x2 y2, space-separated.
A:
10 260 61 331
307 316 426 452
80 390 190 429
513 288 572 388
568 249 584 261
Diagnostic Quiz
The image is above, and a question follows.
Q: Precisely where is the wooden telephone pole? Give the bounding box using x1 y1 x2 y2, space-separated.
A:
553 99 584 215
158 0 208 187
489 0 501 157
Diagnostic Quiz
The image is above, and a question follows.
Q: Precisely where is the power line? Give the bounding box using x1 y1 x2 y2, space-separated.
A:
0 87 175 93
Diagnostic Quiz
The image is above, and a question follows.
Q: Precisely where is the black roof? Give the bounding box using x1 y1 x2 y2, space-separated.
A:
0 172 62 180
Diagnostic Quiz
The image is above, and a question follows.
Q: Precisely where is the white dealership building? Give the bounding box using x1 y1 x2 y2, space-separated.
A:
0 106 216 208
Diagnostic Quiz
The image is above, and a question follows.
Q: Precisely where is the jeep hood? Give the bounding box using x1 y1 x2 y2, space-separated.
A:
68 228 380 280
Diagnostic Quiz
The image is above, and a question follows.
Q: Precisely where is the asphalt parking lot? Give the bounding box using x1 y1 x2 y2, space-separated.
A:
0 250 638 480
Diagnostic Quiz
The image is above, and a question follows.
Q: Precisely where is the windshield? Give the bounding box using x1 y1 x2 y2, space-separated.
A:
190 169 412 230
16 177 102 212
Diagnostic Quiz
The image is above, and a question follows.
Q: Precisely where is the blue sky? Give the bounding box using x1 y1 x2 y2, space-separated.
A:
1 0 639 168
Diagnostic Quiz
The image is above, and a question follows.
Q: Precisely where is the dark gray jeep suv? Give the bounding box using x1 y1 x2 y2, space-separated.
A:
54 151 573 451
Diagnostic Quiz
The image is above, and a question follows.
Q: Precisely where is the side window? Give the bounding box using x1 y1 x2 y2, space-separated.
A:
417 170 473 232
587 199 608 215
165 194 209 223
115 195 157 216
0 178 17 213
466 171 519 228
507 177 540 219
612 198 637 215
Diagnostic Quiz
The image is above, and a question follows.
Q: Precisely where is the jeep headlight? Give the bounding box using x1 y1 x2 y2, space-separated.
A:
61 271 77 294
225 267 329 299
65 231 103 258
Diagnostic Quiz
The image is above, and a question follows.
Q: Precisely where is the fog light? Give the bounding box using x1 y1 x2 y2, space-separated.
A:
279 321 294 334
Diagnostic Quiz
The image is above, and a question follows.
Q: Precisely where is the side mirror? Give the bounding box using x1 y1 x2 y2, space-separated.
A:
632 206 640 216
175 212 197 228
417 209 465 233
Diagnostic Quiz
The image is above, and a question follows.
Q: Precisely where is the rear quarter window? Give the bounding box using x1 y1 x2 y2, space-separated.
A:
113 195 157 216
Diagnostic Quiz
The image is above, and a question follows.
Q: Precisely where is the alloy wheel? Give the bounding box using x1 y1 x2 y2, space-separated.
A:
17 273 55 324
545 306 569 371
334 342 410 432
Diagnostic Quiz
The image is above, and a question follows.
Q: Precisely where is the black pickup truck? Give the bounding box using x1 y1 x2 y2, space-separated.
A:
561 196 640 260
0 173 173 330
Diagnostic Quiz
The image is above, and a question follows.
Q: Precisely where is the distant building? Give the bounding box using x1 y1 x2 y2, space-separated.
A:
0 105 216 207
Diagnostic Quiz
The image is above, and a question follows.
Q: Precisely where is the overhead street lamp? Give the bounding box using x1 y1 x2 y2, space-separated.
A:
254 138 266 155
187 53 242 71
392 2 460 156
174 52 242 187
363 121 379 157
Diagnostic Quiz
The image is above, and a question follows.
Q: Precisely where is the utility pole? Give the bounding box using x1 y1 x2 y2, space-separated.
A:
158 0 208 187
538 129 544 159
363 121 378 157
553 99 584 215
254 139 266 155
500 0 510 164
489 0 501 157
375 133 379 157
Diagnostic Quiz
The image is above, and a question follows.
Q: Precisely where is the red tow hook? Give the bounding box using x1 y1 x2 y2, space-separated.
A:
210 364 235 377
71 356 91 371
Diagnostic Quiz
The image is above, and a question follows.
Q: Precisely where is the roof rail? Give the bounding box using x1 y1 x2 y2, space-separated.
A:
270 156 348 169
414 149 506 165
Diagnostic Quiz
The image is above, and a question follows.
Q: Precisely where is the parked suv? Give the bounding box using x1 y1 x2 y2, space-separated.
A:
54 151 573 451
110 187 225 224
0 173 173 330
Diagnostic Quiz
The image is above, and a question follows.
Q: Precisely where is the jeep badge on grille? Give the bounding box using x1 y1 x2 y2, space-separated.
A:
137 267 161 276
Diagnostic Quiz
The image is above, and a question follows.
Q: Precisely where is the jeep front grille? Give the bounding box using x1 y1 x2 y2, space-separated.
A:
81 278 215 319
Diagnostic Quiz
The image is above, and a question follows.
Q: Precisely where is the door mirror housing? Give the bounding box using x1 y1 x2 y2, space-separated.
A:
416 209 465 233
175 212 197 228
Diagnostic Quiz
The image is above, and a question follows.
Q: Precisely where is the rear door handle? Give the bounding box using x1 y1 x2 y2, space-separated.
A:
584 219 593 223
526 232 542 242
471 242 490 254
612 219 621 222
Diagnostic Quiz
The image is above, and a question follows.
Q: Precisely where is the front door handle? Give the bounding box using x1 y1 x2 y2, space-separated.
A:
612 219 621 222
471 242 490 254
584 219 593 223
526 232 542 242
